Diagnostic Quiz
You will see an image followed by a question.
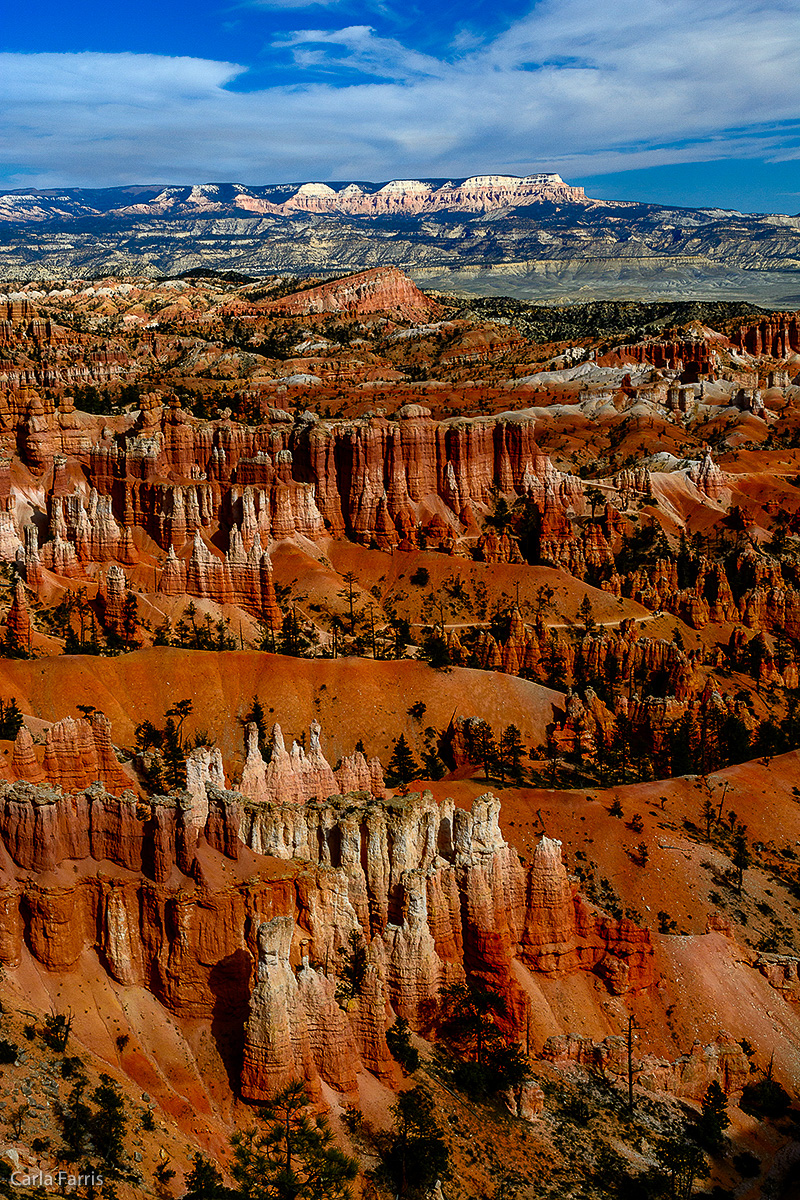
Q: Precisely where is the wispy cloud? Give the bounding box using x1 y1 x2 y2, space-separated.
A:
245 0 355 9
1 0 799 191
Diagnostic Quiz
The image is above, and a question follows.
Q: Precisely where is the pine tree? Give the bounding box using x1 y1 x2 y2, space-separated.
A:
87 1074 127 1174
121 592 139 648
0 698 23 740
670 711 698 777
386 1086 448 1197
732 828 750 893
585 486 604 519
385 734 421 790
386 1017 420 1073
182 1153 237 1199
230 1081 357 1200
500 725 525 783
475 721 498 783
577 593 596 634
437 978 529 1100
335 930 368 1004
244 697 268 757
162 717 186 790
697 1080 729 1150
338 572 359 635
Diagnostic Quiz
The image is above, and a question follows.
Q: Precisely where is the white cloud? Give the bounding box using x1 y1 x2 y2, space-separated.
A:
1 0 799 189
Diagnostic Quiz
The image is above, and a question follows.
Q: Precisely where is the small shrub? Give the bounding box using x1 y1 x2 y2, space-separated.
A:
341 1105 362 1135
732 1151 761 1178
42 1011 72 1052
740 1074 791 1120
61 1056 82 1078
0 1040 17 1064
410 568 430 587
561 1094 592 1125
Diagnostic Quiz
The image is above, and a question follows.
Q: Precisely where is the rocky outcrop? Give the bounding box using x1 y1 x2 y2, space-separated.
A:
266 268 442 322
39 714 131 795
755 953 800 1001
239 721 384 808
688 451 726 502
542 1031 749 1100
5 577 30 645
520 836 654 993
0 386 565 578
731 315 800 359
0 753 653 1102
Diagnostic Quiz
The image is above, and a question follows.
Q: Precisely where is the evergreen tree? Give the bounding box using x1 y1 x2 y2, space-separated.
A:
385 735 421 790
437 977 529 1099
121 592 140 649
781 690 800 748
215 618 237 651
162 717 186 790
421 740 448 781
182 1154 238 1199
670 712 697 776
3 628 29 659
386 1017 420 1073
585 486 605 518
484 493 515 535
244 697 269 756
335 930 368 1005
500 725 525 783
0 699 23 740
166 699 193 746
696 1080 729 1151
418 630 451 670
719 713 751 765
656 1139 707 1200
740 1069 791 1120
475 721 498 783
516 499 541 564
337 572 359 635
230 1081 357 1200
87 1074 127 1175
385 1086 448 1197
697 703 722 775
577 593 596 634
57 1074 92 1161
676 531 694 589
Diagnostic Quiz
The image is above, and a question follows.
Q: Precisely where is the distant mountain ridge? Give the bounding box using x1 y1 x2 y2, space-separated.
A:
1 174 799 304
0 174 589 223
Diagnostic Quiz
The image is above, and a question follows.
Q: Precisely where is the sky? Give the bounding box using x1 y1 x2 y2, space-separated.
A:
2 0 800 213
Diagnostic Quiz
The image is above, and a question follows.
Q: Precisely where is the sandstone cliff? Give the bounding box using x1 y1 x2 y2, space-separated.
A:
0 767 653 1101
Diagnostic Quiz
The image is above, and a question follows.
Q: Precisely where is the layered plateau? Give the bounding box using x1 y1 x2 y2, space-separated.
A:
2 176 800 303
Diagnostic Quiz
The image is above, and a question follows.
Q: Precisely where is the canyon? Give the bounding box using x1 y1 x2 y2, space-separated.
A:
0 265 798 1197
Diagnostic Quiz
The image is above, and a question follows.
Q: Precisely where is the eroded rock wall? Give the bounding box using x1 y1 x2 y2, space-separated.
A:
0 773 654 1101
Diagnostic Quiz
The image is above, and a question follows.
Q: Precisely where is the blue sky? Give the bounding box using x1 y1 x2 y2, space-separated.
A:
2 0 800 212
